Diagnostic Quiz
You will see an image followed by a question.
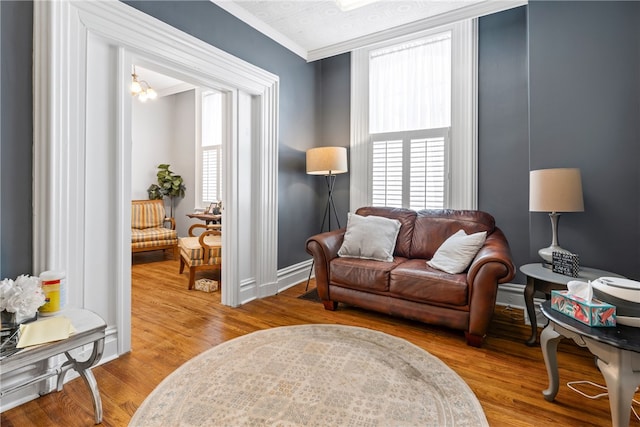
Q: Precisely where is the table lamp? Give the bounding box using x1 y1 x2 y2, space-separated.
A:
529 168 584 265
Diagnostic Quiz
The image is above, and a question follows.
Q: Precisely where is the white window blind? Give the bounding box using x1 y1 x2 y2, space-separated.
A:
368 31 452 210
371 132 449 210
409 136 446 209
200 91 223 205
369 33 451 134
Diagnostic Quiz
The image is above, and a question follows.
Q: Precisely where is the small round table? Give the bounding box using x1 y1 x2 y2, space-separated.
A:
540 301 640 427
520 263 623 346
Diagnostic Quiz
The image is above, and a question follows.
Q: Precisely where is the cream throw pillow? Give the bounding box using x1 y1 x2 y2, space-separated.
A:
337 213 401 262
427 229 487 274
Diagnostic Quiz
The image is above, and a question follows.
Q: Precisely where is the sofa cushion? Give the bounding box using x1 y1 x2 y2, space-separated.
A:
131 201 165 229
427 229 487 274
355 207 416 258
410 210 495 259
389 259 468 306
131 227 177 243
330 256 408 293
337 213 401 262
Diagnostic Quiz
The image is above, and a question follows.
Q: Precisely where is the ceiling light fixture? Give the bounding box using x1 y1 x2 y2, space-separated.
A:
130 66 157 102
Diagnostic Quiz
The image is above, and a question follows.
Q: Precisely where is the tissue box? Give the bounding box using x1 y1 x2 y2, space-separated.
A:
550 290 616 327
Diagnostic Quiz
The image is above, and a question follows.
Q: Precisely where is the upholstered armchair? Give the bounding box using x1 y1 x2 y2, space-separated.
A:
178 224 222 290
131 199 178 256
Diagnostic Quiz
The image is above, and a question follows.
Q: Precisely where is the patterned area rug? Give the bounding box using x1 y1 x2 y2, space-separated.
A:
129 325 488 426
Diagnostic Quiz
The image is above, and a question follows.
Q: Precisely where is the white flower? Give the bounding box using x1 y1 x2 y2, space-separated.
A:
0 275 46 318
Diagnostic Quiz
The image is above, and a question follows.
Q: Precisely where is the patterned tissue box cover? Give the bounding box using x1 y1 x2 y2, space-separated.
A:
551 290 616 327
194 278 218 292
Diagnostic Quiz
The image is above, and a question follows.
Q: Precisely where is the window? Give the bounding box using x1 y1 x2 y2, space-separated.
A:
350 21 476 211
199 90 223 206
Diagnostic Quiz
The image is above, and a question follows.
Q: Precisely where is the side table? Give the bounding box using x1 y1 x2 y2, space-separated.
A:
520 263 622 346
540 300 640 427
0 308 106 424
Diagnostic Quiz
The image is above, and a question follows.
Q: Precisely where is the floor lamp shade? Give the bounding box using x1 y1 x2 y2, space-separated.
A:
529 168 584 264
306 147 348 175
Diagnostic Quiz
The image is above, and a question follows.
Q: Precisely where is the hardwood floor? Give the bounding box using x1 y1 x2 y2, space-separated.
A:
1 252 637 426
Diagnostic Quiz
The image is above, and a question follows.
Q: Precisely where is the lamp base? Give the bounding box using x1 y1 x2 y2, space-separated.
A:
538 245 571 266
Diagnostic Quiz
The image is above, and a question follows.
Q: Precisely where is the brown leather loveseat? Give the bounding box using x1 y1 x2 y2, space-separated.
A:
305 206 516 347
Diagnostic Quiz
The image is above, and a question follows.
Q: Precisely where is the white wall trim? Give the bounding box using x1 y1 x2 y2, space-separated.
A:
212 0 527 62
33 0 279 387
308 1 526 61
277 260 314 293
212 1 308 60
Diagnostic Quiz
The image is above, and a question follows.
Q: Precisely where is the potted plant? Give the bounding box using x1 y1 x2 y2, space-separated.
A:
147 164 186 217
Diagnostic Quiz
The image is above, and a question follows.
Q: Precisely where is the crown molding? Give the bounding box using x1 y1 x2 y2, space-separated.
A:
307 1 527 61
212 1 527 62
212 1 308 60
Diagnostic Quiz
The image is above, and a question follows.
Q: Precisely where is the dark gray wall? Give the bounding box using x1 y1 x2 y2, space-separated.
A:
126 1 324 269
478 6 530 283
3 1 639 282
315 54 351 231
0 1 33 278
528 1 640 279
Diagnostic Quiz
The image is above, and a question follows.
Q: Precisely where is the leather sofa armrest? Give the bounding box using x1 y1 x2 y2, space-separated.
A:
465 227 516 341
305 229 345 299
467 227 515 286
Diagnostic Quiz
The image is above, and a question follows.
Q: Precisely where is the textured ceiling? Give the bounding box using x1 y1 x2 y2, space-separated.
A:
215 1 523 60
230 1 484 51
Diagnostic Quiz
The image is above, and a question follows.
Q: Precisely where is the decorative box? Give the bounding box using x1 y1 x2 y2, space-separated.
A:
552 251 580 277
194 278 219 293
550 290 616 327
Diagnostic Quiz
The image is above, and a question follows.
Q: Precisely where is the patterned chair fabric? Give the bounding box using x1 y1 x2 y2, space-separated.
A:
131 199 178 255
179 224 222 289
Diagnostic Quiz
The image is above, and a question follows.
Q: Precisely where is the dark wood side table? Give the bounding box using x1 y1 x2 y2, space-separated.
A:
187 213 221 225
520 263 622 346
540 301 640 427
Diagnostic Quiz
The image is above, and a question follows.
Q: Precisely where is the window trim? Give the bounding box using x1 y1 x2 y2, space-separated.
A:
350 20 477 211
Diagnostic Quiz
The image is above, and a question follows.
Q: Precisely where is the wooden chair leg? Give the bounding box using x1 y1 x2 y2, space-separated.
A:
188 266 197 290
179 256 185 274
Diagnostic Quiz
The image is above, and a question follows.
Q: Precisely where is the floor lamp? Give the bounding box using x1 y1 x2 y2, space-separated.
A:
305 146 348 290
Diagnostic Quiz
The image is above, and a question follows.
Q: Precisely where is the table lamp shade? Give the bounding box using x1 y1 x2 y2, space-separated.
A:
306 147 348 175
529 168 584 213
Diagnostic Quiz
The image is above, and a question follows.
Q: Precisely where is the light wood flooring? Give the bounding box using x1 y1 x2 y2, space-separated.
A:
1 251 637 426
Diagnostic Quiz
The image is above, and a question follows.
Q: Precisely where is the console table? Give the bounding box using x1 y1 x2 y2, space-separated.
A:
520 263 622 346
540 301 640 427
0 308 106 424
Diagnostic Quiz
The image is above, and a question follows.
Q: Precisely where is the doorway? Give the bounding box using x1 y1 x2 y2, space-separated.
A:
33 1 280 360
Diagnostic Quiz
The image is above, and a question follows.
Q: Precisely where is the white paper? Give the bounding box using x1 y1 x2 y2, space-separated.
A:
16 316 75 348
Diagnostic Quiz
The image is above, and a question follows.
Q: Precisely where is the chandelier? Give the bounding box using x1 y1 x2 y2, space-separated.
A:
130 67 157 102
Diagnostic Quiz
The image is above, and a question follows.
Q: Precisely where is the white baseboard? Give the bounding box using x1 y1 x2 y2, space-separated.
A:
277 259 313 293
496 282 546 326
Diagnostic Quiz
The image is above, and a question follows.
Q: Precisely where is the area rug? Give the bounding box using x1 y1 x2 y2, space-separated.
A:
297 287 321 302
129 325 488 427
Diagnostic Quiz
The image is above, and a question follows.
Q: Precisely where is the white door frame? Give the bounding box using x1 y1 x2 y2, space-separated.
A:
33 0 279 356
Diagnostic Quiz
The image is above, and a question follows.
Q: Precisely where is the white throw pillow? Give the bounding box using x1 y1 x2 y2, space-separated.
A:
337 213 401 262
427 229 487 274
